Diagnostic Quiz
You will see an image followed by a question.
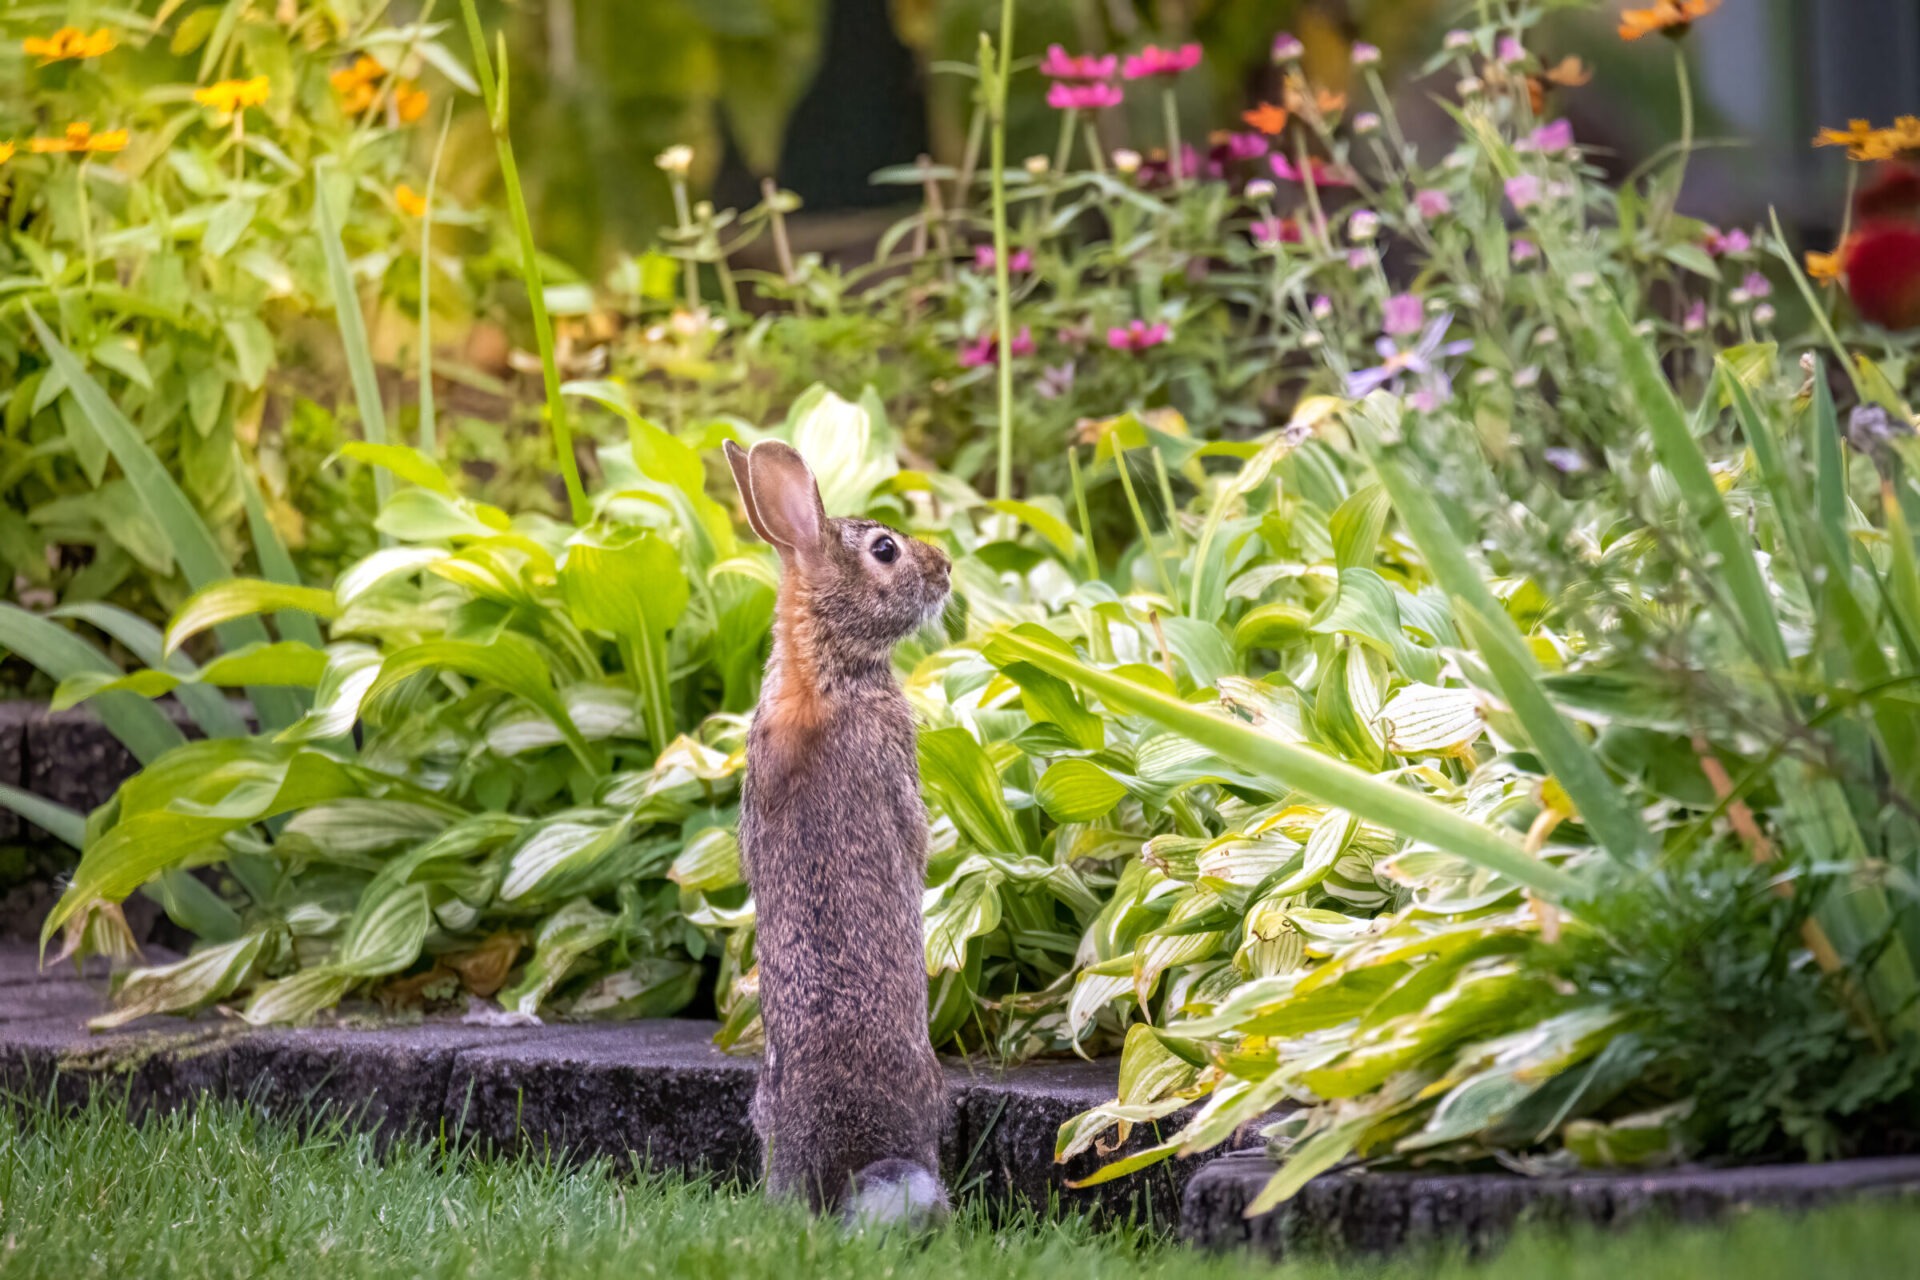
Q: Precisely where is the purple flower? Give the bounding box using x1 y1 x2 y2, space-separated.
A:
1496 36 1527 65
959 326 1034 368
1039 45 1118 81
1519 118 1574 153
1252 216 1302 246
1123 43 1201 80
1505 174 1542 211
1382 293 1425 336
1544 446 1586 473
1107 319 1171 352
1310 294 1332 319
1269 152 1356 186
1704 226 1752 256
1511 238 1539 264
972 245 1033 273
1035 362 1077 401
1414 188 1452 219
1271 32 1304 62
1047 80 1124 111
1740 270 1771 300
1345 312 1474 406
1444 29 1473 51
1681 300 1707 333
1212 131 1270 163
1346 248 1372 270
1351 41 1381 67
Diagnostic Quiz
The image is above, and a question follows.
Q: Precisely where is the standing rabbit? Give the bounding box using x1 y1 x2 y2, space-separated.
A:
722 439 952 1227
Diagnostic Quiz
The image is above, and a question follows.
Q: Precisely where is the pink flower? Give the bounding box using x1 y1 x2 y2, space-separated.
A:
1212 131 1269 163
1505 174 1542 211
972 245 1033 273
1496 36 1527 65
1704 225 1751 256
1346 248 1372 270
1740 270 1771 300
959 327 1034 368
1682 300 1707 333
1351 42 1381 67
1122 43 1201 80
1107 319 1171 352
1271 32 1304 62
1511 238 1539 264
1519 118 1574 153
1414 188 1453 219
1382 293 1425 336
1269 152 1356 186
1047 80 1124 111
1252 216 1302 246
1136 144 1200 190
1039 45 1117 81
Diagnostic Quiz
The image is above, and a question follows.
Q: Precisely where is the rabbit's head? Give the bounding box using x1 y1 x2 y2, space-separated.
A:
724 440 951 668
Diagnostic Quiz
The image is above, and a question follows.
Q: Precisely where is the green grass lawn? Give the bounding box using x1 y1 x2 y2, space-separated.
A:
0 1097 1913 1280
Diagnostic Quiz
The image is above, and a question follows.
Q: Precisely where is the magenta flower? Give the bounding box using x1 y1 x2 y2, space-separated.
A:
1414 188 1452 219
1682 300 1707 334
959 326 1034 368
1213 131 1270 162
1047 80 1124 111
1135 144 1200 190
1107 319 1171 352
1518 118 1574 153
1122 43 1201 80
1505 174 1542 211
1251 216 1302 246
1704 226 1752 256
1039 45 1118 81
1271 32 1304 62
1496 36 1527 64
972 245 1032 273
1382 293 1425 337
1511 238 1539 264
1740 270 1771 300
1269 152 1356 186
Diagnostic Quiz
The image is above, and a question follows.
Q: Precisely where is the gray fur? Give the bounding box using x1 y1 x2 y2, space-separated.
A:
724 439 952 1218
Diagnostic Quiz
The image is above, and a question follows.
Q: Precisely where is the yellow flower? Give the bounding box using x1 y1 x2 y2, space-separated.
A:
1805 247 1844 284
656 145 694 177
1618 0 1720 41
395 183 428 217
23 26 116 65
193 76 271 116
29 122 128 155
1814 116 1920 162
0 142 14 165
393 80 428 123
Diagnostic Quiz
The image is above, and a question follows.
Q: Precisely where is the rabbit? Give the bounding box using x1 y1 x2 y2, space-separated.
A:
721 438 953 1228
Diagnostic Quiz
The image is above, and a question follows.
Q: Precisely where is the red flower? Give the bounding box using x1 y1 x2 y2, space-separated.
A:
1122 43 1201 80
1840 162 1920 330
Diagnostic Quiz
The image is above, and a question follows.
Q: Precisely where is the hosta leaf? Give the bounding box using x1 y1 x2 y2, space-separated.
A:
367 634 597 769
498 898 621 1016
561 529 689 750
164 581 339 656
788 385 896 515
669 825 743 893
501 810 634 901
985 499 1079 558
1380 684 1484 757
918 727 1022 853
923 871 1003 974
242 968 357 1026
339 883 432 974
1035 759 1128 823
335 547 451 604
338 442 456 495
90 932 267 1029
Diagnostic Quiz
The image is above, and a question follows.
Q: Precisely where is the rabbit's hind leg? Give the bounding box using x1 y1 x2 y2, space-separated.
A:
842 1158 949 1233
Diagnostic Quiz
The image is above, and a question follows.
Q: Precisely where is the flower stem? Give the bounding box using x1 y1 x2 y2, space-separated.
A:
983 0 1017 509
1083 118 1107 174
418 105 453 456
1068 443 1099 582
1657 44 1693 239
669 176 700 310
1039 107 1076 226
460 0 588 524
75 162 95 293
1114 446 1179 600
1161 86 1184 189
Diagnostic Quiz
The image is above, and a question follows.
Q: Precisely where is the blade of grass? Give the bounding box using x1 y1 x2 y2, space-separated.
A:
51 602 248 739
0 604 185 764
459 0 589 525
0 783 85 848
313 161 391 516
985 626 1580 898
418 105 453 457
983 0 1015 511
1360 440 1646 865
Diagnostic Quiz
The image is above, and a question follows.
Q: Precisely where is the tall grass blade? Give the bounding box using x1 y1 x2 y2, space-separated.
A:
0 783 85 848
0 604 185 764
313 161 392 514
51 603 248 739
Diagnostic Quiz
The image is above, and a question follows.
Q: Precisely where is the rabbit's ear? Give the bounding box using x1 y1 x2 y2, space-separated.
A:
723 440 778 547
745 441 826 555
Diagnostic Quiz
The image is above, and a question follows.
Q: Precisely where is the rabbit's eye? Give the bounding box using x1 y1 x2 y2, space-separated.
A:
870 536 900 564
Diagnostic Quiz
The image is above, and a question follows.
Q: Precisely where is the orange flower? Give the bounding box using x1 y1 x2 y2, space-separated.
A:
193 76 271 116
393 80 428 123
331 54 384 113
1814 116 1920 163
1804 247 1843 283
22 26 116 65
1618 0 1720 40
29 122 128 155
1542 56 1592 87
1242 102 1289 135
395 183 428 217
1283 79 1345 117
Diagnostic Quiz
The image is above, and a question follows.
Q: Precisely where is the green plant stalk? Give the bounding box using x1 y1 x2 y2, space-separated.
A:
984 0 1017 510
75 161 96 292
669 176 701 310
1160 87 1184 189
1067 444 1099 582
1038 107 1076 226
417 106 453 457
622 635 675 756
460 0 589 525
1082 117 1106 173
986 629 1580 898
1654 45 1692 240
313 162 392 517
1113 448 1178 600
1149 446 1183 555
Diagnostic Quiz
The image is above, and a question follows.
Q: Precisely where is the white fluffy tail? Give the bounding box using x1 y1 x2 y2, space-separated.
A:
842 1159 949 1232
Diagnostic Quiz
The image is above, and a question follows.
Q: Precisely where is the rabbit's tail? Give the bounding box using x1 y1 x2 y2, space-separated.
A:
842 1158 948 1232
